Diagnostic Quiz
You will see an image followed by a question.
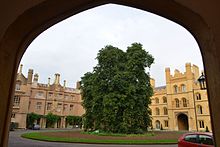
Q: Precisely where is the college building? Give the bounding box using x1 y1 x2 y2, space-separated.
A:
11 63 211 132
150 63 211 132
11 65 85 129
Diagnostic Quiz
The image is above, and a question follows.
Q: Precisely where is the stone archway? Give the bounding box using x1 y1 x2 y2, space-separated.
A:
177 113 189 131
1 1 220 147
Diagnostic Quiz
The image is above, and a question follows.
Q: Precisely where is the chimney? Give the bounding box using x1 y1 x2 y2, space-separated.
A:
27 69 33 84
63 80 66 88
19 64 23 74
48 77 51 87
54 73 60 85
76 81 80 89
165 67 171 83
33 73 39 82
150 78 155 88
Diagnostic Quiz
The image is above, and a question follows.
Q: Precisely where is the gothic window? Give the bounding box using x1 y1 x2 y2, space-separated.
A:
175 99 180 108
181 84 186 92
197 105 203 114
63 104 68 111
174 85 178 93
155 98 159 104
164 107 168 115
196 93 201 100
199 120 205 128
13 96 20 106
155 120 160 129
164 120 169 127
156 107 160 115
163 96 167 103
182 98 187 107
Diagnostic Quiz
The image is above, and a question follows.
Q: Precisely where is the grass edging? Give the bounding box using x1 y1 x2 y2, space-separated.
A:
21 132 178 145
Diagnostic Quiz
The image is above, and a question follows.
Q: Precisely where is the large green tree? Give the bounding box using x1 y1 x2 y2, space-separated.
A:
80 43 154 134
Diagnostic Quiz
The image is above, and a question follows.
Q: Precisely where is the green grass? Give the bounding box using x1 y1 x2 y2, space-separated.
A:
21 132 177 144
81 131 155 137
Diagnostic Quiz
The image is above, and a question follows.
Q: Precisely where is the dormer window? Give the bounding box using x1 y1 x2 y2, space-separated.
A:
15 83 21 90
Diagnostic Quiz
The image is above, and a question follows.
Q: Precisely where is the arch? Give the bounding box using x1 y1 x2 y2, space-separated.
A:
155 97 159 104
0 1 220 146
155 120 160 129
175 98 180 108
173 85 178 93
177 113 189 130
155 107 160 115
163 107 168 115
182 98 187 107
181 84 186 92
197 105 203 114
163 96 167 103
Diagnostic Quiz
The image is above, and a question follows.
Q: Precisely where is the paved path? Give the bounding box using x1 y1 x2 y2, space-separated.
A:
8 129 177 147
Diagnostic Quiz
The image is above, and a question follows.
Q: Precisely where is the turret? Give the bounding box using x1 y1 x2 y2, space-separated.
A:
165 67 171 83
185 62 193 79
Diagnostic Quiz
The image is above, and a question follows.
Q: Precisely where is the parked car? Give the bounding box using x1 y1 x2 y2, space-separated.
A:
178 132 214 147
32 124 40 130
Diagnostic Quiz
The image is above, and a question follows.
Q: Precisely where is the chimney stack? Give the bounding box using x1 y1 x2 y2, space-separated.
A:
63 80 66 88
48 77 51 87
19 64 23 74
27 69 33 84
54 73 60 85
33 73 39 82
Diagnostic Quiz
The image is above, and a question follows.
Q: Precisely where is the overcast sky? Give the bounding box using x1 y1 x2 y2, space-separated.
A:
20 4 203 88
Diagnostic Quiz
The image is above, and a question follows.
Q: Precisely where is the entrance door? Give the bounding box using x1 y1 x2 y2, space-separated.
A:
177 113 189 130
155 120 160 129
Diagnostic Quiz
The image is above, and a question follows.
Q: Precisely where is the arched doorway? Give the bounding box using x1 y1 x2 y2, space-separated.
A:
155 120 160 129
177 113 189 130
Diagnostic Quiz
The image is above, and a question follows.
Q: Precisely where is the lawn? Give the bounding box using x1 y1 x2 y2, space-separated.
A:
21 130 182 144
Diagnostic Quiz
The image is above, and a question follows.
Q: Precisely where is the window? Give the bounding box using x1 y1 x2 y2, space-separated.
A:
13 96 20 106
184 134 198 143
36 91 44 98
63 104 68 111
197 105 203 114
155 120 160 129
163 97 167 103
164 120 168 127
163 107 168 115
11 113 15 118
181 84 186 92
164 107 168 115
48 92 53 97
15 83 21 90
70 104 74 111
36 102 42 110
199 120 205 128
182 98 187 107
175 99 179 108
156 107 160 115
47 103 52 110
173 85 178 93
199 135 213 145
155 98 159 104
196 93 201 100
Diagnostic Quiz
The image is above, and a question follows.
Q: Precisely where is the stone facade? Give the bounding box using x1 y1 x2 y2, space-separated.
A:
150 63 211 132
11 65 85 129
12 63 211 131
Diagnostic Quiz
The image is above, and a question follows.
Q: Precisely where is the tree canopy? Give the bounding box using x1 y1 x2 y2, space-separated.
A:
80 43 154 134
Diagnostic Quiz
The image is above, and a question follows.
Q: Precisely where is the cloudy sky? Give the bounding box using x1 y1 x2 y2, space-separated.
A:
20 4 203 88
